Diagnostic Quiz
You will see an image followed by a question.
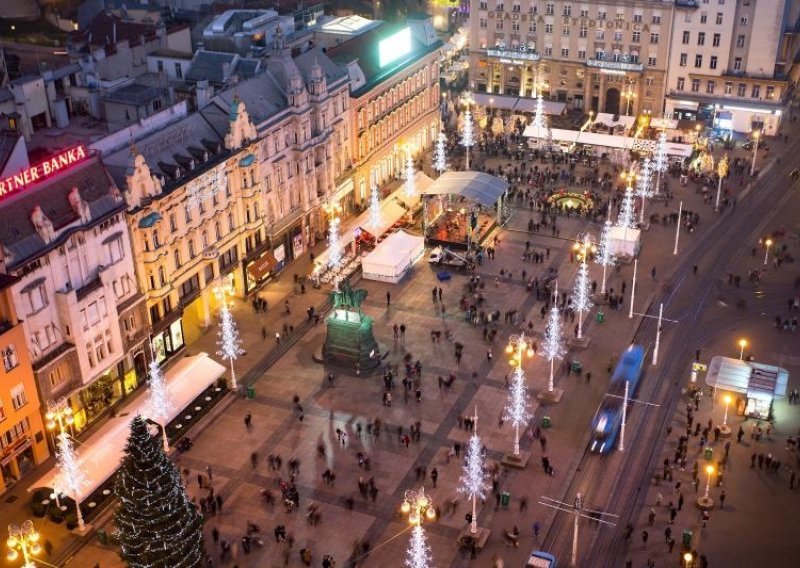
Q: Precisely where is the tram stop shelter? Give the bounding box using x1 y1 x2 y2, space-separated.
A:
421 172 509 250
705 356 789 419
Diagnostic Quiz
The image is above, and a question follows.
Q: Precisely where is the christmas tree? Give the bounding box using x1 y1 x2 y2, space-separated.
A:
114 416 205 568
433 131 448 175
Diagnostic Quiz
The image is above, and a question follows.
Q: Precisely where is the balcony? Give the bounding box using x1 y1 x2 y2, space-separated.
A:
75 274 104 301
587 58 644 72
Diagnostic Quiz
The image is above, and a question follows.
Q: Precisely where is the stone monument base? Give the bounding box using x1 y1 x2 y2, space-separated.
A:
537 388 564 403
500 451 530 469
324 308 380 372
458 525 491 550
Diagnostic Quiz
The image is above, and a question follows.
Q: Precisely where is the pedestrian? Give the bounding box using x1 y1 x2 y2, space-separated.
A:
641 530 649 548
719 490 726 509
648 508 655 526
206 465 213 483
695 348 701 362
212 527 219 546
532 521 541 538
431 468 439 488
386 291 391 307
244 412 252 430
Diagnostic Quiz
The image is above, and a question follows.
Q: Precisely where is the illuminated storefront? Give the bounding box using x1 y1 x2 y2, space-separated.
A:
705 356 789 420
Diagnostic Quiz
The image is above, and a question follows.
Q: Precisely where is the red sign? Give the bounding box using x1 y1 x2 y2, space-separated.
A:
0 145 89 201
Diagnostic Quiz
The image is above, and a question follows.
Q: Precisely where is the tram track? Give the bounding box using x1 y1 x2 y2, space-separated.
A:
540 142 799 566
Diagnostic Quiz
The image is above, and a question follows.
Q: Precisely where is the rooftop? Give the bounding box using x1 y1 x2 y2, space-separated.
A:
103 82 165 105
69 12 156 49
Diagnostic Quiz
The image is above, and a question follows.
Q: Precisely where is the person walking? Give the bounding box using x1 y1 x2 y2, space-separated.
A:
244 412 252 430
386 291 391 307
431 468 439 488
641 530 649 548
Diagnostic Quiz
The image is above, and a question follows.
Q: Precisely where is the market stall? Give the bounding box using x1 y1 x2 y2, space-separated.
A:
361 230 424 283
705 356 789 419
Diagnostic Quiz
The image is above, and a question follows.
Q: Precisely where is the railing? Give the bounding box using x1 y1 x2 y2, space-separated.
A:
485 48 541 62
587 59 644 72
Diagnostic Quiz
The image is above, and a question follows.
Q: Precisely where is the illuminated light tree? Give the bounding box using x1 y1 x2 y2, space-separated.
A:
405 526 433 568
653 130 668 196
115 416 205 568
461 109 474 169
216 302 244 390
543 300 567 393
147 358 173 452
596 220 616 295
572 258 593 340
325 202 343 269
433 131 448 176
56 432 90 532
369 180 382 229
530 92 547 148
504 368 532 456
617 182 636 232
405 149 417 198
635 158 653 224
458 409 489 535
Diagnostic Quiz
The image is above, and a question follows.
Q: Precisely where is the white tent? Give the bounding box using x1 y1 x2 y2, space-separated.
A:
361 230 424 283
608 226 641 258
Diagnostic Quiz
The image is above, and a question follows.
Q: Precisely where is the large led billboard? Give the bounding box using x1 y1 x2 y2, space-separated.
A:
378 27 412 68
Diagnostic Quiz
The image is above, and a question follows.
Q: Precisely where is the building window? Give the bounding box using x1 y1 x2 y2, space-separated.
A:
651 15 661 24
716 12 723 24
188 239 196 259
695 54 703 68
544 45 553 56
682 31 690 44
647 56 657 67
546 2 554 15
545 23 553 34
632 31 641 43
10 384 26 410
710 56 718 69
697 32 705 46
563 4 571 16
680 53 687 66
633 14 642 23
579 26 587 38
561 47 569 57
596 30 604 40
650 33 659 44
766 86 775 100
578 49 586 59
725 82 733 94
734 57 742 71
700 13 707 24
740 16 748 26
106 236 123 264
25 283 47 316
751 85 760 98
157 60 164 72
685 12 692 23
174 249 182 270
613 31 622 42
713 33 721 47
737 83 746 96
691 79 700 92
562 26 570 36
598 11 607 20
736 35 746 48
706 81 715 94
2 345 18 371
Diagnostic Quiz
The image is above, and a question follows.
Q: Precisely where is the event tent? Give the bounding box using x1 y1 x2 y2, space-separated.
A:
361 230 424 283
522 125 694 158
421 171 509 208
473 93 567 116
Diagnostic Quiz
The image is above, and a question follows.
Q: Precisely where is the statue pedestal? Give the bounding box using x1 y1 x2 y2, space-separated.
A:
324 308 380 372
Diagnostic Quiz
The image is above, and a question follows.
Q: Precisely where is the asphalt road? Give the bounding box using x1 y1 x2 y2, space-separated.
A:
541 133 800 566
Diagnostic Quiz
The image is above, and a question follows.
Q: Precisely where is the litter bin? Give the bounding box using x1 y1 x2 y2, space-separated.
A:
596 310 604 323
541 415 551 428
501 491 511 507
246 386 255 399
571 360 582 373
682 529 692 548
704 447 713 461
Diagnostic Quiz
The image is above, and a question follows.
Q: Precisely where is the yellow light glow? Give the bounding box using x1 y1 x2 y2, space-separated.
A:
526 348 535 358
426 507 436 519
738 339 747 348
401 501 411 514
684 553 693 562
505 344 513 354
705 465 714 475
724 395 732 405
765 238 773 246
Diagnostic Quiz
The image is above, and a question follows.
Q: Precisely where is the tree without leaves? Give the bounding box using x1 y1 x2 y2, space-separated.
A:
114 416 205 568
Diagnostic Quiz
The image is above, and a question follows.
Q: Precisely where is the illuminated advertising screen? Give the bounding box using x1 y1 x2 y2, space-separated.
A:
378 27 412 68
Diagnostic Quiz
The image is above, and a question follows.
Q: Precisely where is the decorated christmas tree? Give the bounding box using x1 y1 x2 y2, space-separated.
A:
433 131 448 175
114 416 205 568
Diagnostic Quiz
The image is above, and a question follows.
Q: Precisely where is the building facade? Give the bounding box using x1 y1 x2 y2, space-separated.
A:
664 0 795 135
330 15 443 202
0 147 149 433
0 275 49 494
469 0 675 115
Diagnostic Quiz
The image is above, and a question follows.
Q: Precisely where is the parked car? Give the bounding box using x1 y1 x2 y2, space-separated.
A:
428 247 468 268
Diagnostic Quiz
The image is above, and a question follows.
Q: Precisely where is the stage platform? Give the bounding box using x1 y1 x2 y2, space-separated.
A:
425 214 497 251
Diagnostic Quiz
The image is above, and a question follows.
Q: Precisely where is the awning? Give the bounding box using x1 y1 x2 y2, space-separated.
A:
422 171 509 207
472 93 566 115
247 251 278 281
29 353 226 503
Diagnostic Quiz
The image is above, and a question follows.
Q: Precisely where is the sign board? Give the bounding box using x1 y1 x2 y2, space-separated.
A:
378 27 412 68
692 363 708 372
0 145 88 201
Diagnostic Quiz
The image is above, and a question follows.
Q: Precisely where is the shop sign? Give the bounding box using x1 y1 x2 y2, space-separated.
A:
0 145 89 201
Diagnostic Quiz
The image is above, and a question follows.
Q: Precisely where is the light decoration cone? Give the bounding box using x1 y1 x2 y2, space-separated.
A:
653 131 667 194
56 432 90 532
543 302 567 392
458 415 489 534
635 158 653 224
503 368 532 455
327 216 342 268
595 220 616 295
369 181 382 229
461 109 474 169
617 184 636 231
405 525 433 568
433 131 448 175
572 259 593 340
405 150 417 198
147 358 174 452
216 302 244 390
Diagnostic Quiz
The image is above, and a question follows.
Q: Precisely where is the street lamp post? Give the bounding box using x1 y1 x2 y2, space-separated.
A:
6 521 41 568
673 201 683 256
703 465 714 501
401 487 436 568
623 81 636 116
628 258 638 319
763 238 773 267
750 130 760 176
738 339 748 360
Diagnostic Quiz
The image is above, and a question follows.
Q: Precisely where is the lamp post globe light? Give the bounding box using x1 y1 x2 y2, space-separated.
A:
763 238 773 267
401 487 436 568
697 464 715 509
720 394 733 438
6 521 41 568
738 339 748 360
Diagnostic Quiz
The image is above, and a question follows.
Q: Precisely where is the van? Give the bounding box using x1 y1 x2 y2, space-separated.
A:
526 551 557 567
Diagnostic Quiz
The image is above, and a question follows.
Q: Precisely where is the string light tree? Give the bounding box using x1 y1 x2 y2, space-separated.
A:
460 91 475 170
433 131 448 177
46 398 90 534
530 85 547 148
146 358 174 452
369 178 382 230
405 146 417 198
324 201 344 270
653 128 668 198
570 235 596 344
635 157 653 225
114 416 205 568
401 487 436 568
457 407 491 547
215 279 244 391
714 154 730 213
596 220 616 295
617 167 637 236
538 286 567 403
501 334 534 469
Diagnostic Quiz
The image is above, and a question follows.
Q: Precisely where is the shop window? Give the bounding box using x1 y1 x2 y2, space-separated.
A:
2 345 18 371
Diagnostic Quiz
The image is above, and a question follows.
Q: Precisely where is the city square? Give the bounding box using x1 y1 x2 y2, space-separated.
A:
0 1 799 568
